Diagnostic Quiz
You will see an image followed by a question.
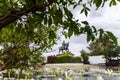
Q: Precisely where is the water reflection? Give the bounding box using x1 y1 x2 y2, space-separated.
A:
38 75 120 80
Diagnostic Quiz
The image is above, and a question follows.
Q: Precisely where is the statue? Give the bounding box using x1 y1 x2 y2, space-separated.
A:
59 41 69 53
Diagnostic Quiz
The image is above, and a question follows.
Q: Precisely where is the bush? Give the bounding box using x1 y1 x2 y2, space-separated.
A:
47 55 56 63
30 54 45 64
81 53 89 64
105 59 119 66
73 56 82 63
56 53 73 63
47 52 82 63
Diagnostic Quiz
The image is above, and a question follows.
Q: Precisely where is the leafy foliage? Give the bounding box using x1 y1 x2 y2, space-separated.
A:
0 23 57 70
87 35 120 58
80 4 90 16
0 0 118 43
80 50 89 64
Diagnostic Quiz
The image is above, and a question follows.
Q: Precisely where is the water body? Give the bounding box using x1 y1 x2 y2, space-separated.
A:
40 76 120 80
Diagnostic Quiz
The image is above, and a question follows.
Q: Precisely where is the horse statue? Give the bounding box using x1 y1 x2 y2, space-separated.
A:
59 41 69 53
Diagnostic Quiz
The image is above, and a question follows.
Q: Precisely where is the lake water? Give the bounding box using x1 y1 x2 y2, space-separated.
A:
38 75 120 80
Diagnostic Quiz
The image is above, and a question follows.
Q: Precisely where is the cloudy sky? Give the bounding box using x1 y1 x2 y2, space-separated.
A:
43 1 120 57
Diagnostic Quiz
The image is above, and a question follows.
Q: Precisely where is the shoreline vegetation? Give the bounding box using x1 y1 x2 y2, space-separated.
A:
0 63 120 80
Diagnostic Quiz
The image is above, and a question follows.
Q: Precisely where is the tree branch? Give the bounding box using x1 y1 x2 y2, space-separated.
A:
0 1 48 30
0 0 55 30
0 42 29 58
0 58 12 71
0 5 36 29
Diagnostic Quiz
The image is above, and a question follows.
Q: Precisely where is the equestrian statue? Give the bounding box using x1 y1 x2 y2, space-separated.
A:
59 41 69 53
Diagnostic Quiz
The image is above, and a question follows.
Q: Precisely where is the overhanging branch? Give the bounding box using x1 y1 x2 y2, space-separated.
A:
0 5 36 30
0 0 55 30
0 1 48 30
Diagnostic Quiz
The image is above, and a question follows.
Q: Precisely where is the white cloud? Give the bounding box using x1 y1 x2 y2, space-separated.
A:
103 3 120 21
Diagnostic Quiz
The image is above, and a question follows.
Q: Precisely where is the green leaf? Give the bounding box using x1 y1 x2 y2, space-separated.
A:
94 0 102 8
0 12 2 16
87 34 91 42
79 27 84 34
113 0 117 5
68 26 73 38
106 31 118 45
64 7 73 18
68 0 75 5
80 8 84 14
92 26 97 33
38 14 44 22
109 1 112 6
98 28 104 40
53 8 63 25
85 9 88 16
58 8 63 23
91 35 95 41
48 16 52 26
68 30 73 38
49 30 56 39
0 1 4 6
53 15 59 25
73 4 77 9
117 0 120 2
109 0 117 6
82 21 89 25
25 0 35 7
44 15 47 24
86 7 90 11
80 4 90 16
53 4 57 13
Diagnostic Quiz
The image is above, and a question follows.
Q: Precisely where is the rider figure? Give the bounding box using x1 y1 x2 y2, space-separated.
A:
62 41 66 49
59 40 69 53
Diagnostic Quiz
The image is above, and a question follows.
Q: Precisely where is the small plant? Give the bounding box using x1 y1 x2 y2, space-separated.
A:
81 52 89 64
79 72 82 80
16 72 20 80
7 70 11 78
